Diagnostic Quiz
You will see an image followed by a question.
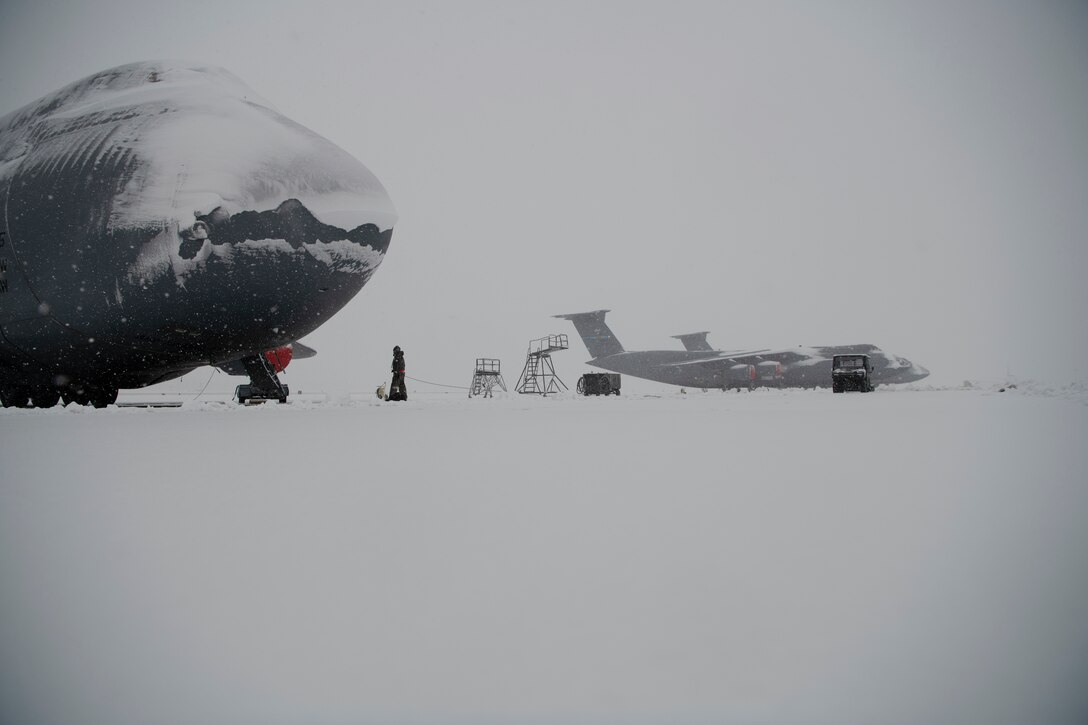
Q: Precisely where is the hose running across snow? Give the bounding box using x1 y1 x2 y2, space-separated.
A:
404 375 470 391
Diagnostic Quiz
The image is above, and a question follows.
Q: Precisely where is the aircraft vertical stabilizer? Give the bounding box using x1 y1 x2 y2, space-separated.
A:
553 310 624 359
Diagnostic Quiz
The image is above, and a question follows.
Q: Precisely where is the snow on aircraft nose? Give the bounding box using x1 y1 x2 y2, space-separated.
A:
4 61 396 357
1 61 397 388
885 360 929 384
99 62 398 350
908 363 930 381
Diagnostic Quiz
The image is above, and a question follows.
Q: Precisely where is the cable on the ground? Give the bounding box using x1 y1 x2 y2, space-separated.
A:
191 368 218 401
405 375 470 390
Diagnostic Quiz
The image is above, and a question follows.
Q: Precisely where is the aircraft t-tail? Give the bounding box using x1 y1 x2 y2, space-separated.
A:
0 62 396 407
555 310 929 390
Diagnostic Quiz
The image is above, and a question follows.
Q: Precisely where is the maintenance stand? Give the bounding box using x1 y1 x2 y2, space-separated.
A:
469 358 508 398
515 334 569 395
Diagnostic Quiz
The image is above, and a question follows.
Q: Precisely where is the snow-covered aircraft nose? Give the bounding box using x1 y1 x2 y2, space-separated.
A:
1 61 396 383
109 62 398 357
907 363 930 382
884 358 929 384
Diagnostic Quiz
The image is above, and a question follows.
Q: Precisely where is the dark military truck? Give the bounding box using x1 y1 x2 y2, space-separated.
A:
577 373 621 396
832 354 874 393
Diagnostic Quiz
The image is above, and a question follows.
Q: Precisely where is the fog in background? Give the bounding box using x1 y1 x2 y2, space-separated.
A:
1 0 1085 394
3 5 1088 725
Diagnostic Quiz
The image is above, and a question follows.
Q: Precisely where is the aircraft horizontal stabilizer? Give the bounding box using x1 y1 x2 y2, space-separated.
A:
671 332 713 352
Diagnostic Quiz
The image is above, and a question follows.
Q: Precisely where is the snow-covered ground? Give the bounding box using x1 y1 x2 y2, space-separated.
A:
2 384 1087 725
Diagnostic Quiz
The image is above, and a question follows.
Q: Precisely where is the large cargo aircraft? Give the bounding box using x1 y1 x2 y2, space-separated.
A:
555 310 929 390
0 62 396 406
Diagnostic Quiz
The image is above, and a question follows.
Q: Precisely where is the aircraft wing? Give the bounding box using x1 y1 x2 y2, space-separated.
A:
669 349 813 368
291 341 318 359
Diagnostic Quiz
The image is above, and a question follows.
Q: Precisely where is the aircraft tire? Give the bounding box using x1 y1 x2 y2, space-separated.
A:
90 387 119 408
0 384 32 408
63 384 118 408
31 386 61 408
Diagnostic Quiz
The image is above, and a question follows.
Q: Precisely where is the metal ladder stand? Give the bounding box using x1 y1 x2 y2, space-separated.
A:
469 358 508 398
515 334 569 395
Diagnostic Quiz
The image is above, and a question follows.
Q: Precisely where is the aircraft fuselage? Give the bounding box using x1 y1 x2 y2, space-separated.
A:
586 346 928 389
0 62 396 404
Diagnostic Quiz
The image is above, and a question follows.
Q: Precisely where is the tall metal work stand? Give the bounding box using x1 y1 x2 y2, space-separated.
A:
469 358 507 398
515 334 569 395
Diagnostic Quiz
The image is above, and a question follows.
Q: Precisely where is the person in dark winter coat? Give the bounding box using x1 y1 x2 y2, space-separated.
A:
388 345 407 401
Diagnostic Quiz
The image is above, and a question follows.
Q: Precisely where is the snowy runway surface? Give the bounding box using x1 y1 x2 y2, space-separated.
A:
2 387 1087 725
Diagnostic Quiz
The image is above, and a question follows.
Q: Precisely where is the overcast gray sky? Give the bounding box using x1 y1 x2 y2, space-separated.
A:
2 0 1086 393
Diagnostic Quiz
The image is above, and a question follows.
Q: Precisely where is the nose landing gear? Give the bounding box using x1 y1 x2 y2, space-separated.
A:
234 353 289 404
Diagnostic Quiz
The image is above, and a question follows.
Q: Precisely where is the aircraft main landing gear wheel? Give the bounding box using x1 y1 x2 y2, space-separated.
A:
63 384 119 408
31 386 61 408
91 387 119 408
0 385 32 408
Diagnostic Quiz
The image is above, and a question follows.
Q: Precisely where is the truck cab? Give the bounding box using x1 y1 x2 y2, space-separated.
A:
832 354 874 393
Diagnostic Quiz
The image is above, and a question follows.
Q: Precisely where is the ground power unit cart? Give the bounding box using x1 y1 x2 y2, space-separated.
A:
577 373 621 396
